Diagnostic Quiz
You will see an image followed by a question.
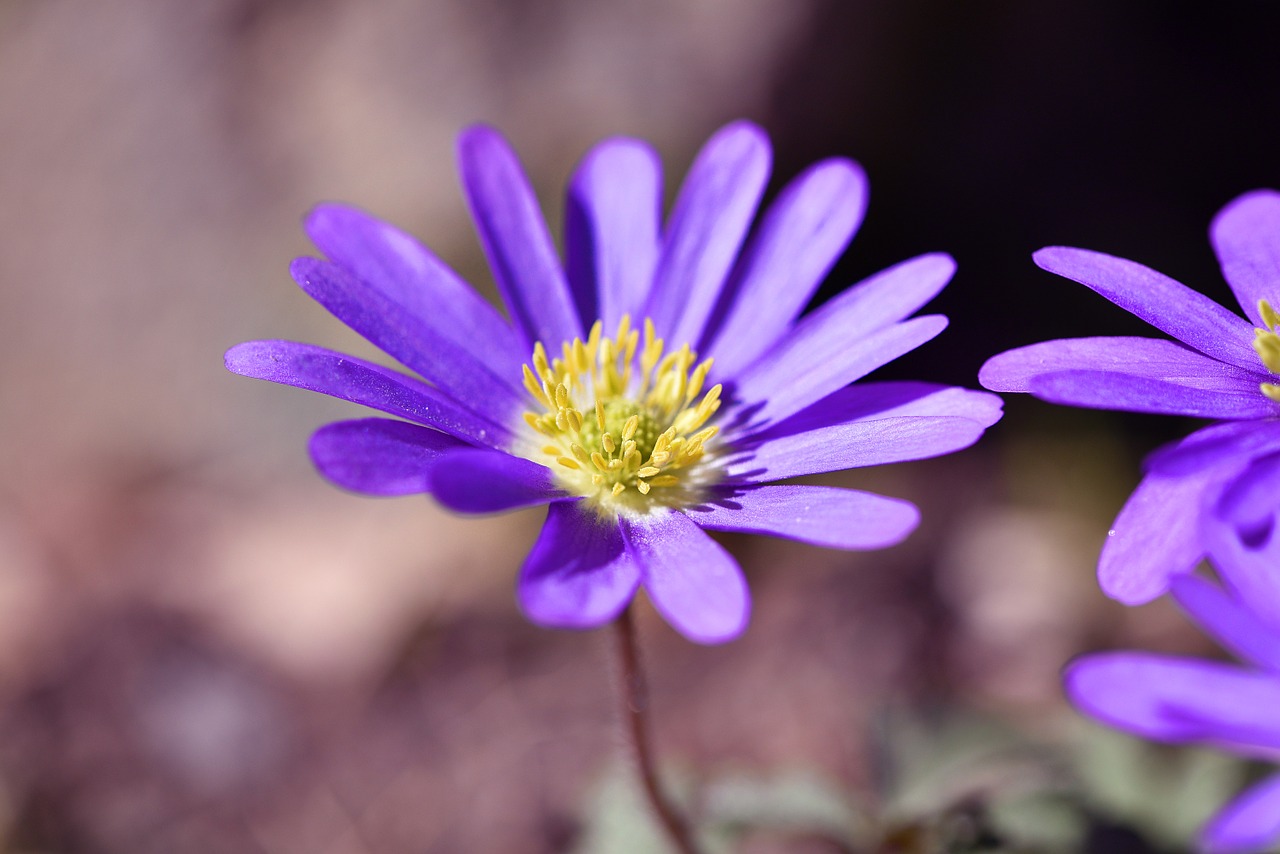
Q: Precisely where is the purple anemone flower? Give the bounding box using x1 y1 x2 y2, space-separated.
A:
980 190 1280 606
226 121 1001 644
1066 473 1280 854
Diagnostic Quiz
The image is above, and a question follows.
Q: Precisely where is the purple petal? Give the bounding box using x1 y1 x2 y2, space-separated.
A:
731 315 949 428
427 447 563 514
303 204 526 377
1033 246 1258 371
1098 460 1245 604
1201 772 1280 854
564 137 662 330
290 258 525 426
979 336 1263 394
722 416 986 483
642 121 771 347
701 158 867 375
687 485 919 550
623 510 749 644
750 382 1003 440
1170 574 1280 673
1210 189 1280 328
518 502 640 629
1027 370 1276 419
1145 420 1280 476
225 340 514 447
1203 455 1280 632
309 418 465 496
458 126 582 347
1065 652 1280 750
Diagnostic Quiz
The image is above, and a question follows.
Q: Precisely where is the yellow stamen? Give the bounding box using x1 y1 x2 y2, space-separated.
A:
519 314 723 513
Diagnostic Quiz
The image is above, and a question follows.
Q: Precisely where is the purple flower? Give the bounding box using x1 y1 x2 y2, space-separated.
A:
980 190 1280 606
1066 474 1280 854
226 122 1001 643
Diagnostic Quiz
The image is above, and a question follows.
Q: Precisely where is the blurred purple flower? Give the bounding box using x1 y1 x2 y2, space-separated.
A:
227 121 1001 643
1066 476 1280 854
980 190 1280 605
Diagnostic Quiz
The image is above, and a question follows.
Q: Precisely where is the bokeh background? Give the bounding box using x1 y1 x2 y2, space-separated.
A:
2 1 1279 851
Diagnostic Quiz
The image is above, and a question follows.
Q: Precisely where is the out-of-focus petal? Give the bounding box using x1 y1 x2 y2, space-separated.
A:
1170 575 1280 673
722 416 986 483
730 315 949 428
303 204 526 376
1203 455 1280 632
1210 189 1280 329
309 418 465 496
1065 652 1280 749
702 159 867 375
643 121 771 347
1145 420 1280 476
1201 772 1280 854
564 137 662 330
686 485 919 550
518 503 640 629
623 510 749 644
1033 246 1258 371
978 337 1262 393
458 125 582 347
427 447 563 514
1098 460 1244 604
1027 370 1276 419
225 340 514 447
290 257 525 425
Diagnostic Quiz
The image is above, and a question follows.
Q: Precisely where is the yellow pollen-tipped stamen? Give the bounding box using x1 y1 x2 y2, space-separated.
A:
1265 382 1280 402
520 315 723 509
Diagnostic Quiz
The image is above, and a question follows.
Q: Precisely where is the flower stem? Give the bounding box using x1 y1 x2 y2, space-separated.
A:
612 605 702 854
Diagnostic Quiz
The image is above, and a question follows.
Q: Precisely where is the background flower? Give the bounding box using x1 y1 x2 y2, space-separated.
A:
227 121 1002 643
1066 475 1280 853
979 190 1280 605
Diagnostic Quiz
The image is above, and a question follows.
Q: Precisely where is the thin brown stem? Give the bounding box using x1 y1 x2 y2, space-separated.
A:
612 605 702 854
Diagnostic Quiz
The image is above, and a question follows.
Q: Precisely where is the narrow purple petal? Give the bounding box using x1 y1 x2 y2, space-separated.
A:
518 502 640 630
564 138 662 330
290 257 525 426
1210 189 1280 328
702 158 867 375
309 418 465 496
730 315 949 428
1033 247 1258 371
427 448 563 514
1065 652 1280 749
1201 772 1280 854
458 125 582 347
1145 420 1280 476
747 382 1003 440
1028 370 1276 419
687 485 919 550
722 416 986 483
303 204 526 377
1098 460 1245 604
225 340 514 447
979 337 1263 394
1170 575 1280 673
623 510 749 644
1203 456 1280 632
642 121 771 346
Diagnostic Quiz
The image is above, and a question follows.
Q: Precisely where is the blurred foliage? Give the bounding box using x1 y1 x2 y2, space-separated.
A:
575 709 1256 854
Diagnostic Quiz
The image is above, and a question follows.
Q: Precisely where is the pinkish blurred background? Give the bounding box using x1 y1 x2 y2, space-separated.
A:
2 1 1275 851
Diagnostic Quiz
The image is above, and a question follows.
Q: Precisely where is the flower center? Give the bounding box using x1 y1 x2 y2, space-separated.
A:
520 316 723 515
1253 299 1280 402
